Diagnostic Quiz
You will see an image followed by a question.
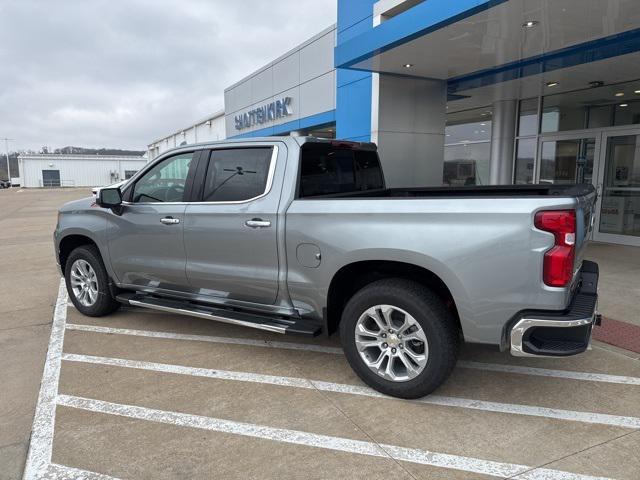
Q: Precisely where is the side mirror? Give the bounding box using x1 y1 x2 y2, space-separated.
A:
97 187 123 214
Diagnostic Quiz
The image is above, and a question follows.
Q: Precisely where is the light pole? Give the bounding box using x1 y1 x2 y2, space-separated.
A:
2 138 13 187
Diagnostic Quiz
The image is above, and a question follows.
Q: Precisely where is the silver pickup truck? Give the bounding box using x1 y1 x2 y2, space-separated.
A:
54 136 599 398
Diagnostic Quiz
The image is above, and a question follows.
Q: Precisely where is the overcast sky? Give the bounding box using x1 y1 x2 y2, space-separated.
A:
0 0 336 152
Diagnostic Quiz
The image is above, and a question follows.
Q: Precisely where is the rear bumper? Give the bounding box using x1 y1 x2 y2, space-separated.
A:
510 260 599 357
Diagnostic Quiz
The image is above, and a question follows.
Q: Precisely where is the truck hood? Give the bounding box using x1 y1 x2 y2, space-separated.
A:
59 196 96 213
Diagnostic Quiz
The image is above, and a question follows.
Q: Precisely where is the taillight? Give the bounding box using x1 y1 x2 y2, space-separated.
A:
534 210 576 287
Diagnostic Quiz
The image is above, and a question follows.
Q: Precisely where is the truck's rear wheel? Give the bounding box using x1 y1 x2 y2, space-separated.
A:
340 278 458 399
64 245 120 317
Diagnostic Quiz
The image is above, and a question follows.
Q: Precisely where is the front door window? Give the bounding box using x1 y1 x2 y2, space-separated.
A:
132 152 193 203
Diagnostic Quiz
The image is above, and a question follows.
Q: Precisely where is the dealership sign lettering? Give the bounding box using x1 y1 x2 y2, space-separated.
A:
234 97 293 130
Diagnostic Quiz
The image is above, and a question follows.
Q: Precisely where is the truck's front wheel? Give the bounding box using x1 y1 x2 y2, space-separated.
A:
64 245 120 317
340 278 458 399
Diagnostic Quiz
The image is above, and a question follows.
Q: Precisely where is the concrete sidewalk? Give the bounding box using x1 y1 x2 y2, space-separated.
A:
585 242 640 327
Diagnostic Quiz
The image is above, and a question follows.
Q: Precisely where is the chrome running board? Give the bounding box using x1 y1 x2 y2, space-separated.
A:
117 293 321 336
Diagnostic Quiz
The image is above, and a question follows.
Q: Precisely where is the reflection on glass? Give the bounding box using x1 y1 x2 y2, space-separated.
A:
445 122 491 144
614 103 640 127
599 135 640 238
514 138 536 184
444 106 492 186
541 79 640 133
518 98 539 136
539 138 595 185
443 143 490 186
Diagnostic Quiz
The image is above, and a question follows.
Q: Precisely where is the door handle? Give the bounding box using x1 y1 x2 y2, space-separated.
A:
160 216 180 225
245 218 271 228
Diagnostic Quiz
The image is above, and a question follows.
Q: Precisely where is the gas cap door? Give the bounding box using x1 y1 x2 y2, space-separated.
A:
296 243 321 268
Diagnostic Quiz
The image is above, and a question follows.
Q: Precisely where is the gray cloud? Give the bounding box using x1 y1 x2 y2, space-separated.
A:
0 0 336 151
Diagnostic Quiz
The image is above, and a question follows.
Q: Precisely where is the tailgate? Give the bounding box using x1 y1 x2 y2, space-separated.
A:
573 188 598 276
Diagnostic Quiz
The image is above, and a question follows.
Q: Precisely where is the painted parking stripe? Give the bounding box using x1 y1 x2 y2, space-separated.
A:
46 463 120 479
458 360 640 386
66 323 640 386
65 323 343 354
55 394 610 480
61 353 640 429
23 278 68 480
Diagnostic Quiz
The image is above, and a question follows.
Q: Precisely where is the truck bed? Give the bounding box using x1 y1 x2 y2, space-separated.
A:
305 184 596 199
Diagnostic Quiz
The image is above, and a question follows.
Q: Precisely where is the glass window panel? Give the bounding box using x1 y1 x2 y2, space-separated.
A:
614 102 640 127
202 148 272 202
445 107 492 144
518 98 539 136
539 138 595 185
599 135 640 237
542 104 586 133
445 122 492 144
133 152 192 203
443 142 490 186
299 146 384 197
514 138 536 184
542 80 640 132
587 105 613 129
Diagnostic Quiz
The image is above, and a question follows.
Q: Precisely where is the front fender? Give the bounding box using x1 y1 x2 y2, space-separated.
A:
55 205 114 280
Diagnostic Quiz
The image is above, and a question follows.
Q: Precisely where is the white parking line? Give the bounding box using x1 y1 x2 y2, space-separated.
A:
458 361 640 386
55 394 610 480
65 323 343 354
66 323 640 386
23 278 68 480
62 353 640 429
23 280 117 480
46 462 120 479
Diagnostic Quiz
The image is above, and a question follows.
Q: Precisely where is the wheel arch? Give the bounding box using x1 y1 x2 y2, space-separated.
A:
325 259 463 337
57 231 115 279
58 234 100 271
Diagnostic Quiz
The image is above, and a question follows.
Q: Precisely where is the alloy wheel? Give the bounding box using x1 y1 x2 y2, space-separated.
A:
70 259 99 307
354 304 429 382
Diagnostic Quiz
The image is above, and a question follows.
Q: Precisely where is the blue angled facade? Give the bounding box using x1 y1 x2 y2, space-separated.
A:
335 0 377 142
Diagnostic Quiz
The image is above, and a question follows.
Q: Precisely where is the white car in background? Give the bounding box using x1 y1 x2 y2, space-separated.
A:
92 180 127 197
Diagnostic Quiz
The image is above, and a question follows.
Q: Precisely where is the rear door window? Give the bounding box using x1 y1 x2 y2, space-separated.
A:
299 145 384 197
202 148 273 202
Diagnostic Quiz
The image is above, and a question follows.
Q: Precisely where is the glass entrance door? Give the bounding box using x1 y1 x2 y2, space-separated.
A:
537 135 599 185
594 130 640 246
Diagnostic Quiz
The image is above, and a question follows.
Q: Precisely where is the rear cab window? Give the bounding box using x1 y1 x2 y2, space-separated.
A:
299 143 384 198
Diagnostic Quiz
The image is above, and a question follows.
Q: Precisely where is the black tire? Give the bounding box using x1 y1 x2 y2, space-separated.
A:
64 245 121 317
339 278 458 399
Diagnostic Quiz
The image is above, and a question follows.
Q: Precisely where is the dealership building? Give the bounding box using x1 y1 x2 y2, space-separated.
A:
150 0 640 247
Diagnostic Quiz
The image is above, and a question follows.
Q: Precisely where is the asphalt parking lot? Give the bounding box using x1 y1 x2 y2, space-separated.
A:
3 188 640 479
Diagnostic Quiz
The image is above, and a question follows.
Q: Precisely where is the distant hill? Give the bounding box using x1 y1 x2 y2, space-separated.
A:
52 146 145 156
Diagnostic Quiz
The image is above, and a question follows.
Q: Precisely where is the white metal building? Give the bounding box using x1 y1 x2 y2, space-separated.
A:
147 110 225 159
18 154 148 188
